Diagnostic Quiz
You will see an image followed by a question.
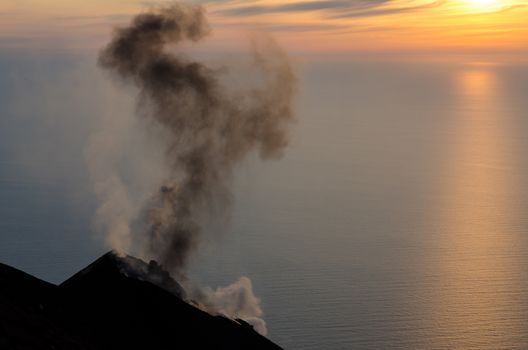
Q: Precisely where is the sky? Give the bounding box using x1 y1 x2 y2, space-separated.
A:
1 0 528 58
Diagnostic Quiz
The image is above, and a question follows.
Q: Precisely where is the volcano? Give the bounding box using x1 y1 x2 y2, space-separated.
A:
0 252 283 350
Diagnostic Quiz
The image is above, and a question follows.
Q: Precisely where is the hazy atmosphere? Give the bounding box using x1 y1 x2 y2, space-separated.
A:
1 1 528 349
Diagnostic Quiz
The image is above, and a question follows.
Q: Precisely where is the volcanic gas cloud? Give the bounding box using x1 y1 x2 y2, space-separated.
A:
90 2 297 335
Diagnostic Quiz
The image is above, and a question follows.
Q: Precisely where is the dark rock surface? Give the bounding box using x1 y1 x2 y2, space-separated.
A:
0 252 283 350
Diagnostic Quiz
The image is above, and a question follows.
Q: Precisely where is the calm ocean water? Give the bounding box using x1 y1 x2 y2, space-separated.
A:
1 55 528 349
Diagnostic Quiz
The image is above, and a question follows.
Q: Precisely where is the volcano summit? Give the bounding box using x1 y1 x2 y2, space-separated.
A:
0 252 283 350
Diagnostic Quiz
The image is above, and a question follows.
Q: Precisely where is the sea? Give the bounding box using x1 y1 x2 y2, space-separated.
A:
1 53 528 349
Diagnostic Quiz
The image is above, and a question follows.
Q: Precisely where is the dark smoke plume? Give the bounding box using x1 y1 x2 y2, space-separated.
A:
98 3 297 274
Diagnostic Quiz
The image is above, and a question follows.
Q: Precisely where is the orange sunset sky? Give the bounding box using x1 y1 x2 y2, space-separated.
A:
1 0 528 57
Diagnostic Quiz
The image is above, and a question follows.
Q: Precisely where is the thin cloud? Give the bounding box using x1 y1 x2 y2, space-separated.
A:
53 14 132 22
328 0 444 18
215 20 352 33
214 0 438 18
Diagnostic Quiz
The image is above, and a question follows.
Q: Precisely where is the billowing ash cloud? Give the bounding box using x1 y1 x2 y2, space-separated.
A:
94 2 296 336
98 3 296 273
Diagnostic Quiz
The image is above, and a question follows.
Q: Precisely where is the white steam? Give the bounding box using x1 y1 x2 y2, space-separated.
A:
198 277 268 335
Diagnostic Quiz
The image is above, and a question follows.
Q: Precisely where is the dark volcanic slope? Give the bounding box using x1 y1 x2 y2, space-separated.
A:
0 263 89 350
0 252 283 350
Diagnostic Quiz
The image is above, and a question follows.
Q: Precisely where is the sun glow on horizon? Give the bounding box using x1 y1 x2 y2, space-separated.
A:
466 0 504 12
471 0 499 6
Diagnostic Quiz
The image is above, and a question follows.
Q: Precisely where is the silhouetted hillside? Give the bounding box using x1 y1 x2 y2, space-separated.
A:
0 252 283 350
